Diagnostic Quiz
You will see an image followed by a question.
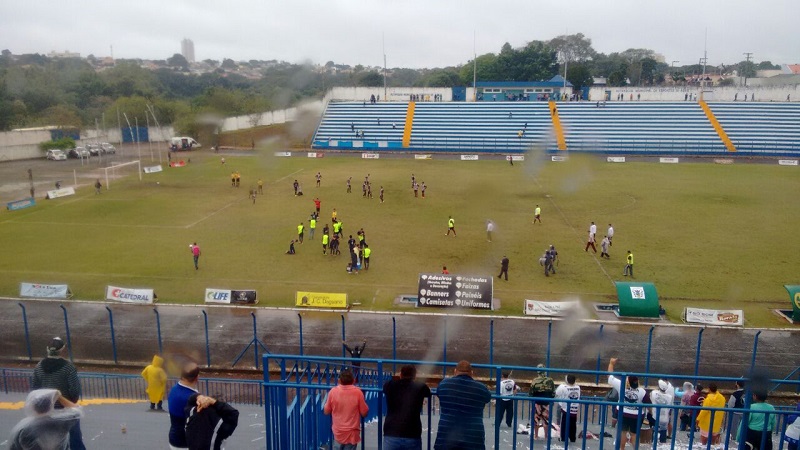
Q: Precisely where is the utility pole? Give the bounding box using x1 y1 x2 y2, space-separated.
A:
743 52 753 87
382 33 387 102
472 30 477 102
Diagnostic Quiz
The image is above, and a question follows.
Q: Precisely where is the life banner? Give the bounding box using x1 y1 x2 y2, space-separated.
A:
784 285 800 321
295 291 348 308
46 187 75 199
230 290 258 305
143 165 163 173
684 307 744 326
417 273 493 310
20 282 70 299
524 300 580 317
7 198 35 211
106 285 155 304
205 288 232 304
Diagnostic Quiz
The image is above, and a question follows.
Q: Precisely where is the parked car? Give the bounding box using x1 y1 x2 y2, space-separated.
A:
68 147 91 159
87 144 101 156
46 149 67 161
101 143 116 154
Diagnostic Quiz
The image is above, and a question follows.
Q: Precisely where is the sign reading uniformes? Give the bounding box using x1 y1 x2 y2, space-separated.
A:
524 300 580 317
20 283 70 299
417 274 493 310
106 286 155 304
295 291 348 308
684 308 744 326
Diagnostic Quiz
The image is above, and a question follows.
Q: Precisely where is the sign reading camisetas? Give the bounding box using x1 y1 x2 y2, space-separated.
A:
417 274 493 310
106 286 155 304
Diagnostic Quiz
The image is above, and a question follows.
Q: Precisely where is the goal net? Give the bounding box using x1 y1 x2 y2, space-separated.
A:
101 160 141 190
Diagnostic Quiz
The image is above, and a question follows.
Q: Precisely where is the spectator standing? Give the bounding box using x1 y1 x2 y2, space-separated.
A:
324 370 369 450
9 389 83 450
94 179 102 194
496 372 520 429
738 392 777 450
696 383 726 445
31 337 85 450
168 362 201 449
727 380 746 442
383 365 431 450
607 358 646 450
343 340 367 380
555 374 581 443
784 401 800 450
529 364 556 439
434 360 492 450
649 379 675 443
184 393 239 450
678 382 696 431
141 354 167 411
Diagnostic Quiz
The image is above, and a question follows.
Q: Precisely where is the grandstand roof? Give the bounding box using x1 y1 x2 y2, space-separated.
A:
477 75 573 88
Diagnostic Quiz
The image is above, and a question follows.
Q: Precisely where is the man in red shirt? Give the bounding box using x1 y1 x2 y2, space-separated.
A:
323 370 368 450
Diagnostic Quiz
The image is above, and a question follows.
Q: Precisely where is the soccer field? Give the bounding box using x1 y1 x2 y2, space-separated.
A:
1 150 797 326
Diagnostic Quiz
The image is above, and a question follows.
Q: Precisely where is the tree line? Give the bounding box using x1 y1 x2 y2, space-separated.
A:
0 37 781 133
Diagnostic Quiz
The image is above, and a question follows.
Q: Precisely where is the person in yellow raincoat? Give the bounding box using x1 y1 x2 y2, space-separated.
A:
696 383 726 445
141 355 167 411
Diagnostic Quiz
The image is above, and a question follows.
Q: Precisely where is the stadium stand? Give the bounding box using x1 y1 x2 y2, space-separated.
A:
707 102 800 155
312 100 800 156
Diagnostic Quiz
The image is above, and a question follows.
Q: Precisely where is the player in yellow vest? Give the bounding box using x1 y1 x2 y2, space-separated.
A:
297 223 304 244
445 216 456 236
257 179 264 194
322 233 329 255
363 245 371 269
309 218 316 240
534 205 542 223
624 250 634 277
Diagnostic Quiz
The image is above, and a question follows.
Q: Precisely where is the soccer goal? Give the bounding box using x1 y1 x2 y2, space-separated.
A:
101 160 141 190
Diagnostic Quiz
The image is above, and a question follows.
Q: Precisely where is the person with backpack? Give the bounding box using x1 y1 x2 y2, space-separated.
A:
727 380 745 442
529 364 555 439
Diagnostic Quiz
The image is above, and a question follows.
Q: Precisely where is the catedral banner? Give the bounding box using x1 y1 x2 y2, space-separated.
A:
203 288 257 304
524 300 580 317
106 286 155 304
20 283 70 299
417 273 493 310
295 291 348 308
684 308 744 326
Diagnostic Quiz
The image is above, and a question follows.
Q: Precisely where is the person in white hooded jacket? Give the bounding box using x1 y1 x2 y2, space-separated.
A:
649 380 675 443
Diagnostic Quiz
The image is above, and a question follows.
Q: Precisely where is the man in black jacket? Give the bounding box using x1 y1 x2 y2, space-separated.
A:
32 337 85 450
184 393 239 450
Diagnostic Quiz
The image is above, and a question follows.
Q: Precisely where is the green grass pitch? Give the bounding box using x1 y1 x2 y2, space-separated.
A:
1 151 798 327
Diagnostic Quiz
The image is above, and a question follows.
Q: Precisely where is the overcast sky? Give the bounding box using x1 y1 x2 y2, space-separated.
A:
2 0 797 69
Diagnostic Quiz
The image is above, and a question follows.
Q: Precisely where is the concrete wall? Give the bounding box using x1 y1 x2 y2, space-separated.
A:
325 86 452 103
220 104 322 132
0 126 176 162
588 85 800 102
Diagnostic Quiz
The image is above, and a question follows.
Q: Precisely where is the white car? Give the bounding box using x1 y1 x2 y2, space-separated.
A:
46 149 67 161
101 143 116 154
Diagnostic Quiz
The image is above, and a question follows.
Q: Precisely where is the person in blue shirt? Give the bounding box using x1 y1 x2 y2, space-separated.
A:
434 360 491 449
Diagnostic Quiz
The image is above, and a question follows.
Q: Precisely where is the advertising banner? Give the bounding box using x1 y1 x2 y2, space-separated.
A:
230 290 258 305
659 157 679 164
778 160 798 166
20 283 70 299
607 156 626 163
307 152 324 158
714 159 734 165
295 291 348 308
7 198 36 211
524 300 580 316
361 153 380 159
46 187 76 199
143 165 163 174
551 155 568 162
414 154 432 160
204 288 232 304
460 155 479 161
169 161 186 168
684 308 744 326
784 285 800 321
507 155 525 161
106 286 155 304
417 274 493 310
274 152 292 157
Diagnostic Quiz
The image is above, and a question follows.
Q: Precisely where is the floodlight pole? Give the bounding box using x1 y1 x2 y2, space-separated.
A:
146 110 153 161
472 30 477 101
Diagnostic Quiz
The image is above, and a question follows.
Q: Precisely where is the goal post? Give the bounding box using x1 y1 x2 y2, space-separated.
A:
102 160 141 190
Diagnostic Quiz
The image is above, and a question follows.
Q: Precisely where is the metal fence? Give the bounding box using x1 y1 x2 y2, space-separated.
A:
263 355 800 450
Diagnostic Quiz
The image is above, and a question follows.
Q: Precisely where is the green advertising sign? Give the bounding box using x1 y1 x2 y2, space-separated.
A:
783 285 800 322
